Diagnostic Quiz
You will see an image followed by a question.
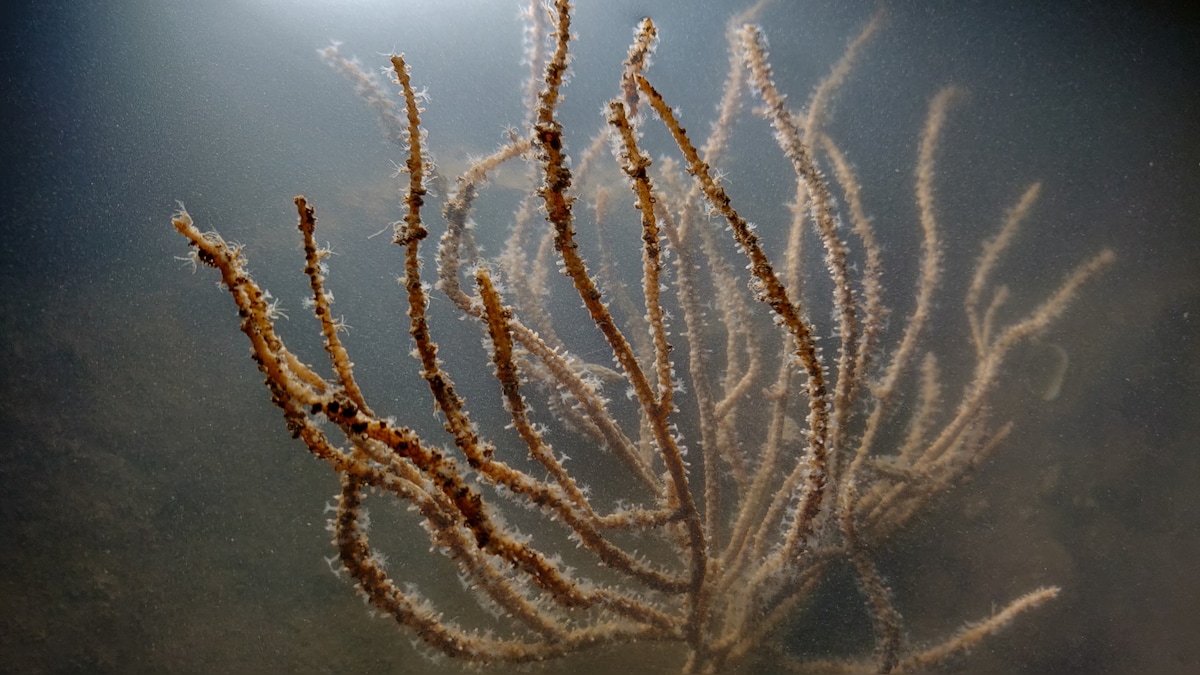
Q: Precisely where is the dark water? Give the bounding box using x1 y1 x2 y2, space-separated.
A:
1 1 1197 673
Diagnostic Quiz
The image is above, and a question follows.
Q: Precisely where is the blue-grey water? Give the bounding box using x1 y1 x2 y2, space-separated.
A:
1 1 1196 673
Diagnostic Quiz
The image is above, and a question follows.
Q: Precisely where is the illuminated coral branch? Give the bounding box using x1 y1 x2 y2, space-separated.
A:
173 2 1112 672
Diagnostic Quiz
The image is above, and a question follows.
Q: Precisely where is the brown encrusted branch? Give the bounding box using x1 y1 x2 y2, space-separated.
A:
532 0 708 621
295 196 372 415
389 43 686 621
636 72 833 571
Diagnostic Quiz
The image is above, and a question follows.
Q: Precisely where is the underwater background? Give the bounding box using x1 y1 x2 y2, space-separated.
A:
1 0 1197 673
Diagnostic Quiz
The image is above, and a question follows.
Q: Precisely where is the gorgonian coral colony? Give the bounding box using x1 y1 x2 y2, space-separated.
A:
173 1 1113 672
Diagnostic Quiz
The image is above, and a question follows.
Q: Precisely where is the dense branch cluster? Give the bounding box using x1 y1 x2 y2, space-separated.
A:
173 1 1112 672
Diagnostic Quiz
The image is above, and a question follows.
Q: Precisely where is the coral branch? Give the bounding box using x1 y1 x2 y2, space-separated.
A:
172 3 1112 672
